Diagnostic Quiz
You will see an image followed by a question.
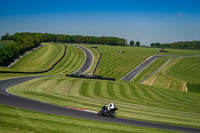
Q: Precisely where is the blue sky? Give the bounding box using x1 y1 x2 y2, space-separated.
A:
0 0 200 45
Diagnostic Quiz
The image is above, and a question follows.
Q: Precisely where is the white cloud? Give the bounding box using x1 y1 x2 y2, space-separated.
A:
177 13 183 17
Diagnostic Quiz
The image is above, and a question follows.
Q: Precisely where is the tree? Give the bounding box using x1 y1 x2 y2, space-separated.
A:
1 33 11 40
129 40 134 46
150 43 155 47
136 41 140 47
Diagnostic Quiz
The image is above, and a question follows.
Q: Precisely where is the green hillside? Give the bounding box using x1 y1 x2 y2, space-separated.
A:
10 43 65 72
1 43 200 132
142 56 200 92
8 76 200 128
81 45 200 80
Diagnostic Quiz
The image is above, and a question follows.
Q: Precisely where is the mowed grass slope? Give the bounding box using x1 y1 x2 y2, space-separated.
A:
0 105 176 133
95 46 159 80
8 77 200 128
88 45 200 80
10 43 65 72
44 44 85 75
167 57 200 92
0 43 85 77
142 56 200 91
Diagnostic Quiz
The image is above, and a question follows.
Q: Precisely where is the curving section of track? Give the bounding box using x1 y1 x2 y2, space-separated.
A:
76 46 93 74
0 77 200 132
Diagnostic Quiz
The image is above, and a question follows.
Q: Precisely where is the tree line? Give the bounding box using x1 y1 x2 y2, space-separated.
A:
150 41 200 50
129 40 140 47
0 32 127 66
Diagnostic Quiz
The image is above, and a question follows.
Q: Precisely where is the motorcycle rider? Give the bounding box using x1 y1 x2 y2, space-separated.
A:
103 102 115 115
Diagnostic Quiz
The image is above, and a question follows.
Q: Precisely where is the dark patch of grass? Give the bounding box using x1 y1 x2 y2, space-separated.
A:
187 83 200 93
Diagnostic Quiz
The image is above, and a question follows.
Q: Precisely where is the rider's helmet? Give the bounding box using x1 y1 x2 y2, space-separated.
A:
110 102 115 109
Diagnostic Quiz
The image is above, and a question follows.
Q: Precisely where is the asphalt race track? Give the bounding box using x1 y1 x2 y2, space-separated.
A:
121 55 162 81
0 77 200 132
77 46 93 74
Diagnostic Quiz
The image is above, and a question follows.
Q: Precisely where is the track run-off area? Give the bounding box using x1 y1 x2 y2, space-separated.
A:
1 44 200 132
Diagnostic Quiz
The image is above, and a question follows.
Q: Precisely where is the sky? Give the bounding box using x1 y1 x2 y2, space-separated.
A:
0 0 200 45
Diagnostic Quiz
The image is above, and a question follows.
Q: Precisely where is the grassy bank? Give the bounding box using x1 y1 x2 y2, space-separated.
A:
142 56 200 92
83 45 200 80
8 76 200 128
10 43 65 72
0 105 176 133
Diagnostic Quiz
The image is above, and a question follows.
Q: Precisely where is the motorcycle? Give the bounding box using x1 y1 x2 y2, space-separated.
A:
98 105 118 117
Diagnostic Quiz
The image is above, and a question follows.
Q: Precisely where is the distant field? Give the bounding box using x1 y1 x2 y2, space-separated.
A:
93 46 160 80
81 45 200 80
8 76 200 128
0 40 14 48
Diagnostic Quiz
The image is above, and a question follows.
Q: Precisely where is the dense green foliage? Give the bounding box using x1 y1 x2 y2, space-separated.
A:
0 40 14 48
151 41 200 50
1 33 12 40
129 40 135 46
0 33 43 66
136 41 140 47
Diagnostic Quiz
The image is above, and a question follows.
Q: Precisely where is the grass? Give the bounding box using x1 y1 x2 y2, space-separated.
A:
1 44 200 131
83 45 200 80
0 40 14 48
142 56 200 92
44 44 85 75
167 57 200 84
0 105 176 133
8 76 200 128
0 43 85 79
187 83 200 93
10 43 65 72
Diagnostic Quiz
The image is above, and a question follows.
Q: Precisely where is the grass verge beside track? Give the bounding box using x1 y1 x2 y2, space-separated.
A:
133 57 171 83
142 56 200 91
0 104 176 133
8 77 200 128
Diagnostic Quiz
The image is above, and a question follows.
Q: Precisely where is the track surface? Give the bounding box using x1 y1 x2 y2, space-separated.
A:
121 55 162 81
77 46 93 73
0 77 200 132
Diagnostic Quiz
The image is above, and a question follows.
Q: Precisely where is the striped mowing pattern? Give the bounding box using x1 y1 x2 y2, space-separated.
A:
94 46 160 80
45 44 85 75
8 77 200 128
10 43 64 72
